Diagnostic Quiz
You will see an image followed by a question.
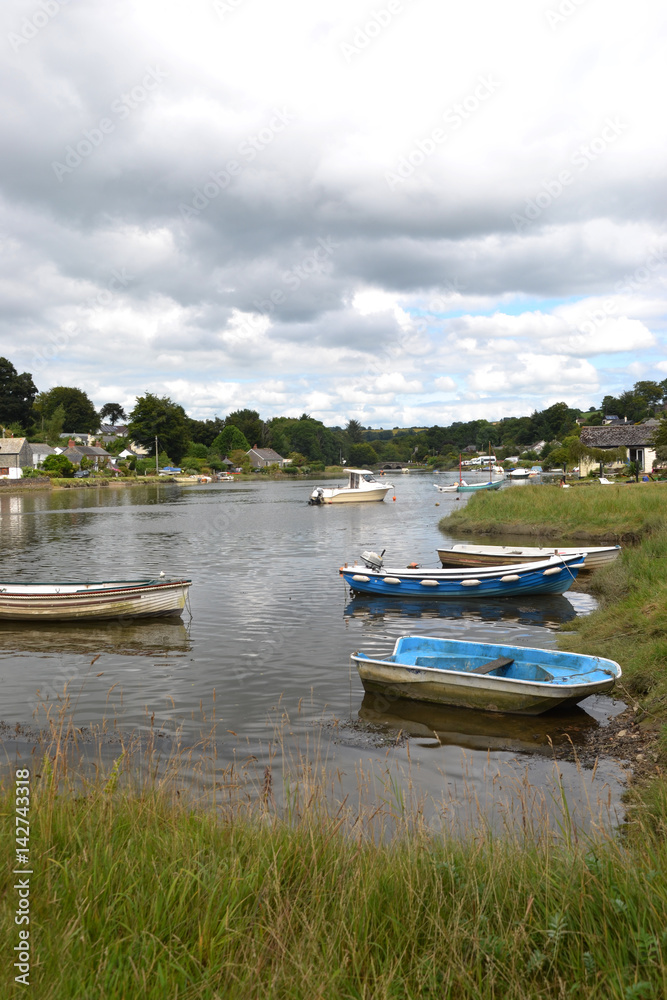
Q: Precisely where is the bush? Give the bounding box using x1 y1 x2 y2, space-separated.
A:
42 454 75 477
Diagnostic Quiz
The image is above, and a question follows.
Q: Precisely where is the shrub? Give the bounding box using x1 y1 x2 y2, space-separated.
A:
42 454 75 477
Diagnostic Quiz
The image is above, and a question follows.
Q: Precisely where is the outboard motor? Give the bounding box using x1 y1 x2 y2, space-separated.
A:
361 549 385 571
309 487 324 505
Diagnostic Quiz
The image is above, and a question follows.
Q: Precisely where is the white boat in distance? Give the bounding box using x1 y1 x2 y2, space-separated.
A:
437 543 621 572
309 469 393 505
0 577 192 621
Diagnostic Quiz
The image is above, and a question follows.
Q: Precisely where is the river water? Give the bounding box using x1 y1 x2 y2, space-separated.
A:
0 474 627 836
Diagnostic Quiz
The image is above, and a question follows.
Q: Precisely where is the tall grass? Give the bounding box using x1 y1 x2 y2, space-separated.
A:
558 526 667 712
3 754 667 999
439 483 667 541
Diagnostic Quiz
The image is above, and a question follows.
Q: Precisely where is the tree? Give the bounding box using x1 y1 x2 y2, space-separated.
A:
45 405 66 446
210 425 250 455
349 443 378 467
42 386 99 433
128 393 190 464
0 358 38 429
346 419 364 443
187 416 225 447
225 409 263 447
100 403 126 425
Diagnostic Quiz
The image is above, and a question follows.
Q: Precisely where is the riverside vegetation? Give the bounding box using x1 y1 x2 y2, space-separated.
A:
3 486 667 997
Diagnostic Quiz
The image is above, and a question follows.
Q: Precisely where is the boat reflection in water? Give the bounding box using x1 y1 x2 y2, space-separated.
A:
344 593 579 629
359 691 600 757
0 617 192 658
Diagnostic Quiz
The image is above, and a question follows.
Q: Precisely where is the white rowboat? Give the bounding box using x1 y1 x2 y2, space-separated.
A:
0 578 192 621
437 543 621 572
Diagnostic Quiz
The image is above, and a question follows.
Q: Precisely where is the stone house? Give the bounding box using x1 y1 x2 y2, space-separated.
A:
580 425 658 474
246 445 286 468
0 438 32 478
28 443 57 467
60 443 113 470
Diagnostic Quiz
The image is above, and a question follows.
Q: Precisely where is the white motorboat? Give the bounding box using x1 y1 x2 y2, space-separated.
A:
309 469 393 505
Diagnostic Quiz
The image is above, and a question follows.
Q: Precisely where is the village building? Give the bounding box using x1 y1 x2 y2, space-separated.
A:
0 438 32 478
59 442 113 470
246 445 286 468
580 424 658 475
28 443 57 467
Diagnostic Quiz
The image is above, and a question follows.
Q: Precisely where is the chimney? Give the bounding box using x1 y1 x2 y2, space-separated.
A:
253 444 257 449
68 439 75 447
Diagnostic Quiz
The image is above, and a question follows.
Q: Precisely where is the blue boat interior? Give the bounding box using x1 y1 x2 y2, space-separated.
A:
370 636 618 684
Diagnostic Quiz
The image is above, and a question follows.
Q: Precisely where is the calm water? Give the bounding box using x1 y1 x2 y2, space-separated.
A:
0 475 626 834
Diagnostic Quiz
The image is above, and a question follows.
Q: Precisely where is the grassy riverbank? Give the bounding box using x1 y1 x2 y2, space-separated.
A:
440 485 667 721
3 761 667 999
439 482 667 542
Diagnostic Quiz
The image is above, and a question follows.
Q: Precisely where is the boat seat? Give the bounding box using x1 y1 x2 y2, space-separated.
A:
470 656 515 675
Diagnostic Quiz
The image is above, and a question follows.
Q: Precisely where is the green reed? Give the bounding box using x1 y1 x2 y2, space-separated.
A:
439 482 667 542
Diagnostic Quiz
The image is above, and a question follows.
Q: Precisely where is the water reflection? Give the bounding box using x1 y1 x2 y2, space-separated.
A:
0 618 191 657
359 691 599 756
344 593 579 628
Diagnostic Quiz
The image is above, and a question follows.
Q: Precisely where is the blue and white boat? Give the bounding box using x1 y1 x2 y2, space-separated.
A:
352 636 621 715
339 550 584 598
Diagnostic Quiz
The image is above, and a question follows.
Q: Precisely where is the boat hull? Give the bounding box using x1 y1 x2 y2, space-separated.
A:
340 554 584 598
437 544 621 572
352 637 620 715
316 487 391 503
0 579 192 621
457 480 503 492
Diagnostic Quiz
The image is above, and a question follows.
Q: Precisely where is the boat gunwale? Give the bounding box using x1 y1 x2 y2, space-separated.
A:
344 553 585 581
352 637 621 690
0 580 192 599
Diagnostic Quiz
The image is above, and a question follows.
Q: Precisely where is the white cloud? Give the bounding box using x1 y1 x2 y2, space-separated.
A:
0 0 665 424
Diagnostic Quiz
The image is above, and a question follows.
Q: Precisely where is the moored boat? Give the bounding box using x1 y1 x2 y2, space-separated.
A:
437 543 621 572
0 577 192 621
352 635 621 715
309 469 393 505
339 550 584 598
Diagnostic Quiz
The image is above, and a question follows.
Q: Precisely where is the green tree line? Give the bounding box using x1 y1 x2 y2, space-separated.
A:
2 356 666 467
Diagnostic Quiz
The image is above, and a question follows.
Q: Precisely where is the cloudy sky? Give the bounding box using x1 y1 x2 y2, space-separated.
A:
2 0 666 427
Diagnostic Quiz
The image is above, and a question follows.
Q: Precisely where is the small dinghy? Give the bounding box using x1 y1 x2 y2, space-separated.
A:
352 635 621 715
0 577 192 621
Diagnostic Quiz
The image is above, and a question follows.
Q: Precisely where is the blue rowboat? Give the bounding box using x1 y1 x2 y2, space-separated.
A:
352 635 621 715
339 552 584 598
